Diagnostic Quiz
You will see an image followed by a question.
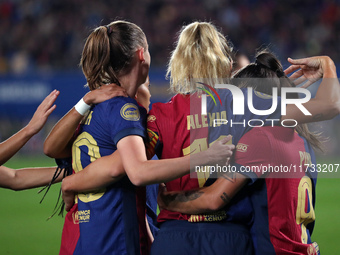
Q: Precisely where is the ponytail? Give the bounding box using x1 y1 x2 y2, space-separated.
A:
233 49 324 151
80 21 146 90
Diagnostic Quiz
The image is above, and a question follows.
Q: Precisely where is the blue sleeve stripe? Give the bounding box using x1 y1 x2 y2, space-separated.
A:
114 127 146 145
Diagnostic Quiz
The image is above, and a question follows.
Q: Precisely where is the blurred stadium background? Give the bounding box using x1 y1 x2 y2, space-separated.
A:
0 0 339 254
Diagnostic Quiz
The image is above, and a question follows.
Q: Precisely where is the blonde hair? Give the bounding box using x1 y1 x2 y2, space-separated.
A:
81 21 146 90
167 22 233 94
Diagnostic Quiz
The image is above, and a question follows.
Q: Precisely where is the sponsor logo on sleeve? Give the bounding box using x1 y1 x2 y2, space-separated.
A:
120 103 140 121
236 143 248 152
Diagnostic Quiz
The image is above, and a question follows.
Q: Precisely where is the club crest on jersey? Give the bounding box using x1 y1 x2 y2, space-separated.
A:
147 115 156 122
120 103 140 121
72 210 79 224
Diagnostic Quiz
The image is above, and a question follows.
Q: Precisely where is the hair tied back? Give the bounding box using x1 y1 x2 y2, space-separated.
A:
276 70 285 78
255 59 267 69
106 25 112 36
255 57 285 78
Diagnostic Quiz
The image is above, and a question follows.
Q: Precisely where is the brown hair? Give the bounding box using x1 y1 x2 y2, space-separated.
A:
233 50 324 151
80 21 146 90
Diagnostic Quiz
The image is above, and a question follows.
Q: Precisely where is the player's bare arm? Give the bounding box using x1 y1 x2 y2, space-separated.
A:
283 56 340 123
0 90 59 166
0 165 63 191
117 135 235 186
61 121 155 211
158 172 247 215
44 84 125 158
61 151 125 211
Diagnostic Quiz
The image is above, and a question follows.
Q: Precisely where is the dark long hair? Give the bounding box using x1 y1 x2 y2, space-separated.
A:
232 50 324 151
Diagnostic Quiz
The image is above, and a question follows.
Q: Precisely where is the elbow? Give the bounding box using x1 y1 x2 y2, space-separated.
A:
127 173 148 187
124 165 149 186
8 183 25 192
207 200 225 212
7 183 20 191
109 167 125 180
43 142 55 158
61 177 72 193
43 141 67 158
5 171 22 191
333 101 340 116
326 101 340 120
205 194 226 212
129 177 147 187
11 186 25 191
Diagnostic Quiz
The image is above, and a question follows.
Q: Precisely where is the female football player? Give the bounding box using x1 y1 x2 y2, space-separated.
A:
44 20 233 255
157 51 337 255
0 90 62 190
46 21 340 255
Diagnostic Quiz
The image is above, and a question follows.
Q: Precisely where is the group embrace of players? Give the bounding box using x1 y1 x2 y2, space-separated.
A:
1 20 340 255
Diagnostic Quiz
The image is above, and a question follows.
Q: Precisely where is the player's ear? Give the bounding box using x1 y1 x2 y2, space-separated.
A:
137 48 145 63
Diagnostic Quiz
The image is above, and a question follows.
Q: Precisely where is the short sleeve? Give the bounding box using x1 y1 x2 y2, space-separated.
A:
233 128 272 184
146 108 163 158
105 97 147 145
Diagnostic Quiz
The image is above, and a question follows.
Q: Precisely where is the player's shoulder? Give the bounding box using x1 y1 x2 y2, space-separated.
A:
214 87 278 99
242 126 294 139
151 94 189 111
235 128 273 159
98 96 140 111
213 87 239 101
102 96 139 108
262 126 296 141
238 127 298 156
93 96 135 111
97 96 143 121
148 94 189 120
147 95 180 128
238 127 273 145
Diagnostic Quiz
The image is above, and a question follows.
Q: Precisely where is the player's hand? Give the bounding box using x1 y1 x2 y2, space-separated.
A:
284 56 335 88
205 135 235 165
83 83 127 105
26 89 59 136
62 188 75 212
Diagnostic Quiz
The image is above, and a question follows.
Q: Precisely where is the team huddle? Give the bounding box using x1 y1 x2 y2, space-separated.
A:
1 20 340 255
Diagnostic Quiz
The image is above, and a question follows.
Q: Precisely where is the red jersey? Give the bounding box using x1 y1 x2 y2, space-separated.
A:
234 126 319 255
59 203 79 255
147 93 209 222
147 90 283 223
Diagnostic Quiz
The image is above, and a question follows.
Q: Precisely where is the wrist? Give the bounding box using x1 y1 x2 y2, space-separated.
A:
200 149 213 165
323 58 337 78
74 98 91 116
320 56 334 68
61 177 73 193
83 92 93 105
22 124 36 138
